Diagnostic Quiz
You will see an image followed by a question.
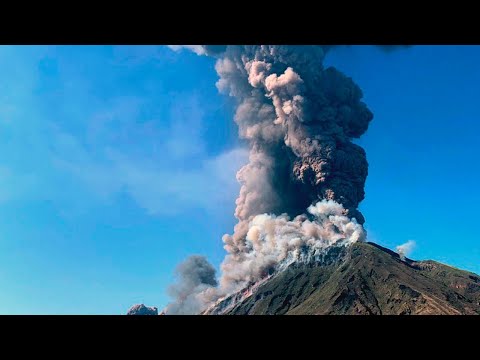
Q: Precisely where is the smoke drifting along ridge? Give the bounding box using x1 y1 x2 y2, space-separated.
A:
396 240 416 261
164 45 382 314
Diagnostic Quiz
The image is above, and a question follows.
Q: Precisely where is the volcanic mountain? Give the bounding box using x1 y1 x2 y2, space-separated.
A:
203 242 480 315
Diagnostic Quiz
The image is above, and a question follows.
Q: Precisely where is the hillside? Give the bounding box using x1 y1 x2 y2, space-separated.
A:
205 242 480 315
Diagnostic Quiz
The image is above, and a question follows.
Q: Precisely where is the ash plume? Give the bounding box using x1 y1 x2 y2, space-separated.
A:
212 45 372 226
164 45 387 314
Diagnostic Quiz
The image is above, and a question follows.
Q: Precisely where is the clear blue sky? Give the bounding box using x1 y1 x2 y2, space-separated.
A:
0 45 479 314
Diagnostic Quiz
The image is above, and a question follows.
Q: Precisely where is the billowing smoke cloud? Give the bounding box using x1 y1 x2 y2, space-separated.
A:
214 45 372 227
396 240 416 261
164 45 383 314
219 200 365 293
164 255 218 315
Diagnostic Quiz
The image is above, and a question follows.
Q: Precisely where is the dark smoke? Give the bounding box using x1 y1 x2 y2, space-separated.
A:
216 45 371 236
164 255 218 314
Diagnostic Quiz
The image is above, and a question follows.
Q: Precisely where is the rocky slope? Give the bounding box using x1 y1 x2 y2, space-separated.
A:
126 304 158 315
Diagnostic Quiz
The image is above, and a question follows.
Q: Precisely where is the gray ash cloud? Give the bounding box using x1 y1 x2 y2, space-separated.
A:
214 46 372 250
164 255 218 315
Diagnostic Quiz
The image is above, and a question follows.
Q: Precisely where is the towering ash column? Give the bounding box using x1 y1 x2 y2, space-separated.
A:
204 45 372 253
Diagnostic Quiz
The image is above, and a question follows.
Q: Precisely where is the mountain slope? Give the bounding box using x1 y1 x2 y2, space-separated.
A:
205 242 480 315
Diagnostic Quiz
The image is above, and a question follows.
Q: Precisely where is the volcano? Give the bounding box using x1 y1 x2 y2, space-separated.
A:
203 242 480 315
160 46 479 315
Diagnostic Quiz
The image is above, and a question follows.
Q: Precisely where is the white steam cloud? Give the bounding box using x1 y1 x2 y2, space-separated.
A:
166 199 365 314
396 240 416 261
219 200 365 293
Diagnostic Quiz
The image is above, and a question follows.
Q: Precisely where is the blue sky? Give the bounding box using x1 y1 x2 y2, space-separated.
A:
0 45 479 314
